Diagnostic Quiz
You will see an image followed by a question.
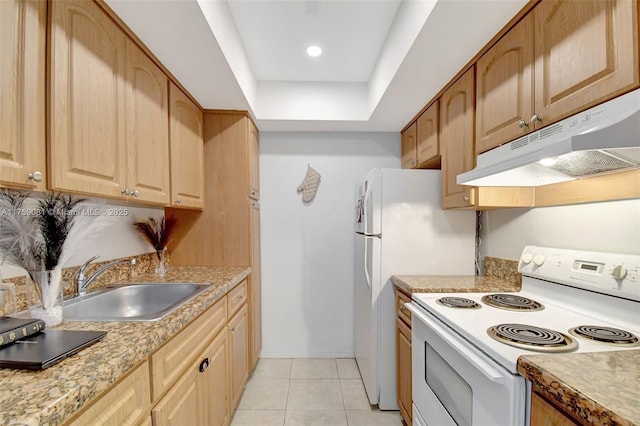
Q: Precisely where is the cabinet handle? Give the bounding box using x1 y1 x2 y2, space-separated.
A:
132 190 140 198
230 326 236 332
463 195 470 202
237 295 244 300
410 159 416 167
121 188 131 196
518 120 529 129
530 114 542 124
28 171 43 182
199 357 210 373
175 198 182 205
400 306 407 313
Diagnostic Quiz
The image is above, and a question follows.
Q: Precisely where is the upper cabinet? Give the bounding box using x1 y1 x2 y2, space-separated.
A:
440 68 476 209
476 0 639 154
416 100 440 168
400 123 417 169
49 0 127 198
169 82 204 209
534 0 639 125
49 0 172 205
476 14 534 154
124 38 170 205
248 120 260 200
0 0 46 191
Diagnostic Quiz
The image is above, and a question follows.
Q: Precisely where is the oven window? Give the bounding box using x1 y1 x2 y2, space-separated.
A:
425 342 472 426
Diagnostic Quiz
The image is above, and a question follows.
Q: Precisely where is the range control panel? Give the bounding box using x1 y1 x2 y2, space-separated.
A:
518 246 640 301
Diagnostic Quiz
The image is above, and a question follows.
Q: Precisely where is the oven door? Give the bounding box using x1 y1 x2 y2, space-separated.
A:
407 303 529 426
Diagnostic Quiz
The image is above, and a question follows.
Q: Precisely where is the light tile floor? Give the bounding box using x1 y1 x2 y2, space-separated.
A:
231 358 403 426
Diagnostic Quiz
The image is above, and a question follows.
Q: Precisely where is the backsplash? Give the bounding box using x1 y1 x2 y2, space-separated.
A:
483 256 520 285
3 252 162 314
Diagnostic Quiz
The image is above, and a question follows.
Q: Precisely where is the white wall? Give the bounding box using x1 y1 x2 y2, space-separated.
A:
1 200 161 280
480 199 640 260
260 132 400 357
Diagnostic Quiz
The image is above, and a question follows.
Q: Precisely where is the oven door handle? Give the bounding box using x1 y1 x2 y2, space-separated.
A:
407 303 506 384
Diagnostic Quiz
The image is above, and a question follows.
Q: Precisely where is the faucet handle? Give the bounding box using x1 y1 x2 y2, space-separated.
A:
77 255 100 279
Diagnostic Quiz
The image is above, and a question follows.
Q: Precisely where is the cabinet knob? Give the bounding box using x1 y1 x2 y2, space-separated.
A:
27 171 43 182
121 188 131 196
199 357 210 373
530 114 542 124
410 159 416 167
175 198 182 205
230 326 236 332
518 120 529 129
400 306 407 313
132 190 140 198
463 195 470 202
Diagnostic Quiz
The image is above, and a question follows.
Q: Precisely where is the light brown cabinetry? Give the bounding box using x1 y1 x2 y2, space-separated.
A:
168 82 204 209
49 0 175 205
49 0 127 199
440 68 476 209
68 361 151 426
0 0 46 191
169 111 262 370
124 38 170 205
229 304 249 411
416 101 440 168
530 392 578 426
476 0 639 154
476 13 534 154
395 289 412 426
401 122 417 169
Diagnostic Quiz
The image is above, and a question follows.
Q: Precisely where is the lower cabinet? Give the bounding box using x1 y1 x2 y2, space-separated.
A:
530 392 578 426
395 289 412 426
66 279 250 426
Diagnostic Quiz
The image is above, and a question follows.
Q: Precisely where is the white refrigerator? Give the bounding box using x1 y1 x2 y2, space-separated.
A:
354 168 476 410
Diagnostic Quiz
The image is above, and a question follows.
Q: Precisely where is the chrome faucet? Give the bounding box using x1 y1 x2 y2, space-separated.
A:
75 256 137 296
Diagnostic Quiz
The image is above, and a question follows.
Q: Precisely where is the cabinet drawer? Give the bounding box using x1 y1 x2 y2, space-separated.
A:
396 290 412 327
69 361 151 426
151 297 227 400
227 279 247 318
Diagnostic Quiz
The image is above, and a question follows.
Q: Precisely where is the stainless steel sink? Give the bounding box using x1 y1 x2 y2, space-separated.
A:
63 283 210 322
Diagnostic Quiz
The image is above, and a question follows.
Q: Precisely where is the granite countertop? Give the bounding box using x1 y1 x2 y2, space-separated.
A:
0 266 250 426
518 351 640 426
391 275 520 294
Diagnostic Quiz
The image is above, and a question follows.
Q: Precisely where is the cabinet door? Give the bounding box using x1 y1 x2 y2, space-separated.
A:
416 101 439 167
49 0 127 198
249 200 262 370
476 13 534 154
201 328 230 426
229 304 249 411
401 123 417 169
396 318 412 426
124 38 170 205
169 82 204 209
248 120 260 200
440 68 475 209
530 393 578 426
0 0 46 191
534 0 639 127
152 362 200 426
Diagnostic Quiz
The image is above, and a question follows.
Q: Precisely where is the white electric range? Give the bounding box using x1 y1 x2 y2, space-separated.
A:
407 246 640 426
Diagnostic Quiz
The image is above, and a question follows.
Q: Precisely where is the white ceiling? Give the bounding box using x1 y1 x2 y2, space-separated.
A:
105 0 528 132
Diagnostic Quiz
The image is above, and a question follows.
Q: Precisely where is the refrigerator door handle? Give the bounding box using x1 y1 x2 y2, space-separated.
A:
364 237 372 294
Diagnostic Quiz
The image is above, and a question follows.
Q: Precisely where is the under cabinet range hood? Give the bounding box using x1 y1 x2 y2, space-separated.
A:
457 89 640 187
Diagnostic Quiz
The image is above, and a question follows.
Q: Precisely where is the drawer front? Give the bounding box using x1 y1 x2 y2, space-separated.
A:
227 279 248 318
396 290 412 327
151 297 227 400
69 361 151 426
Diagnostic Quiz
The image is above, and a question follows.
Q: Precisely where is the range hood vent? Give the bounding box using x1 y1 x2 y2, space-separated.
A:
457 89 640 187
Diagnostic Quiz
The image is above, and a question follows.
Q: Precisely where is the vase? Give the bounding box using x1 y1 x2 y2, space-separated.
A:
26 270 64 326
155 248 168 277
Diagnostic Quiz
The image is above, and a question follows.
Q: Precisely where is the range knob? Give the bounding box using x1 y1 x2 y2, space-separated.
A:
521 253 533 264
533 254 545 266
612 265 628 280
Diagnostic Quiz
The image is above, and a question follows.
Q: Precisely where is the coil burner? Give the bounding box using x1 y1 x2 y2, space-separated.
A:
436 297 481 309
569 325 640 347
481 294 544 312
487 323 578 352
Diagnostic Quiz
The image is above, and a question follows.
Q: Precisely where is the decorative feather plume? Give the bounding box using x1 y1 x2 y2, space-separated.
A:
0 190 45 271
133 216 176 257
37 193 85 270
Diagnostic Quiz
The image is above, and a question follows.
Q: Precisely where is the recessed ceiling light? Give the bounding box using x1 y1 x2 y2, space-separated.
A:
306 45 322 57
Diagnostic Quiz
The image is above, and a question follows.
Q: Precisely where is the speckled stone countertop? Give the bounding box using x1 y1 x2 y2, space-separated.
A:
391 275 520 294
0 266 250 426
518 351 640 426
